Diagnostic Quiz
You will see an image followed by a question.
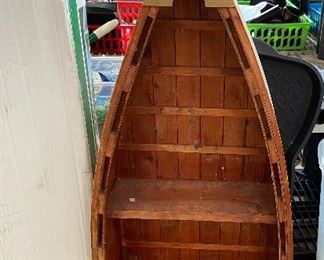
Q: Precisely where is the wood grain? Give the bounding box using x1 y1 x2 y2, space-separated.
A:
107 179 276 224
119 143 266 156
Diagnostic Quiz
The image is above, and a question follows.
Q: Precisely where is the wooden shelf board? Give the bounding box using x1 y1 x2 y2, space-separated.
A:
123 240 276 253
107 179 276 224
118 143 266 156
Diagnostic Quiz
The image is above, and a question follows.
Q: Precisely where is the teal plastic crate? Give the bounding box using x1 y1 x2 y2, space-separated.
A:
238 0 312 50
308 3 322 33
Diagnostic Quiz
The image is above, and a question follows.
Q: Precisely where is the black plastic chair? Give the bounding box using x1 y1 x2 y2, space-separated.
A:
254 38 324 260
254 38 323 188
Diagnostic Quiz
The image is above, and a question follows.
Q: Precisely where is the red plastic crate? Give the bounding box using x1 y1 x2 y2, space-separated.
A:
117 1 142 24
89 1 142 55
89 24 135 55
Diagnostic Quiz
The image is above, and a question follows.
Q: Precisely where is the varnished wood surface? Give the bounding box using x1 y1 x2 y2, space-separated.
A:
108 179 276 223
123 240 276 253
91 1 292 259
119 143 266 155
126 106 257 117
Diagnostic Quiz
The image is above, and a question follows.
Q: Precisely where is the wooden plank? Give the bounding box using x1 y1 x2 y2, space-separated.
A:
117 150 135 178
142 66 242 76
223 76 248 146
200 4 225 183
222 76 248 181
205 0 236 7
140 220 162 259
225 34 240 68
125 17 162 259
105 219 122 260
132 113 157 180
155 19 223 30
123 24 160 259
119 143 266 156
177 94 201 180
150 22 175 66
239 223 261 260
180 221 200 259
122 220 162 258
129 74 154 106
173 7 201 237
220 223 240 260
127 106 257 117
160 220 180 259
200 77 225 109
143 0 173 6
222 34 249 258
123 240 275 253
200 222 220 259
157 152 179 179
174 45 201 180
177 77 200 107
201 0 222 20
244 96 268 182
201 31 225 67
107 179 277 224
153 75 177 106
145 9 176 258
150 5 179 183
134 151 157 179
259 224 278 259
151 8 179 259
122 219 142 259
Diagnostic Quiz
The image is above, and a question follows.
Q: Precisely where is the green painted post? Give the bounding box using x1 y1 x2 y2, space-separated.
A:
67 0 97 172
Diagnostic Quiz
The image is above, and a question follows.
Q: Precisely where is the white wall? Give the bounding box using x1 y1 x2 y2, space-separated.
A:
0 0 92 259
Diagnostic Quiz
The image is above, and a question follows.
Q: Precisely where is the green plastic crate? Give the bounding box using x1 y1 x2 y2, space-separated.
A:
238 0 312 51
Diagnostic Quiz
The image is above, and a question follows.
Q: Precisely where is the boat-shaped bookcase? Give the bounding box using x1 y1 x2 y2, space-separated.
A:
91 0 293 259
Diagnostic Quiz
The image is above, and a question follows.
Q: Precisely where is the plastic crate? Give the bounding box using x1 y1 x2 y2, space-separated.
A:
89 1 142 55
117 1 142 24
91 56 123 124
309 3 322 33
94 84 115 124
89 24 134 55
91 56 122 83
238 0 312 51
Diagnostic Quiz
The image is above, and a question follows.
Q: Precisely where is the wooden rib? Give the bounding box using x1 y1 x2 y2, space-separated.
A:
127 106 257 117
123 240 276 253
141 66 242 76
107 179 277 224
155 19 223 30
119 143 266 156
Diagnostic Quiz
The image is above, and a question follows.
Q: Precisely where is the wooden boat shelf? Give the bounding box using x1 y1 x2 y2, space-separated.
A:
91 1 293 259
107 179 276 224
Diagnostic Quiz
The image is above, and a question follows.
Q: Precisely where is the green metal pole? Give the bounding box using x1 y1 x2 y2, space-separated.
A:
67 0 97 172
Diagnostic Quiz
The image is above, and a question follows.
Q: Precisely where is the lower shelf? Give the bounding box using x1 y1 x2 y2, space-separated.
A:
122 240 276 253
107 179 277 224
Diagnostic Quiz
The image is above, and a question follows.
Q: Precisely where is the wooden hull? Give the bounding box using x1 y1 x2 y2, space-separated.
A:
91 1 292 259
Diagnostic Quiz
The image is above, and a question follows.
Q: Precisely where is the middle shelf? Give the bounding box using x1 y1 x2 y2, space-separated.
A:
107 178 277 224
